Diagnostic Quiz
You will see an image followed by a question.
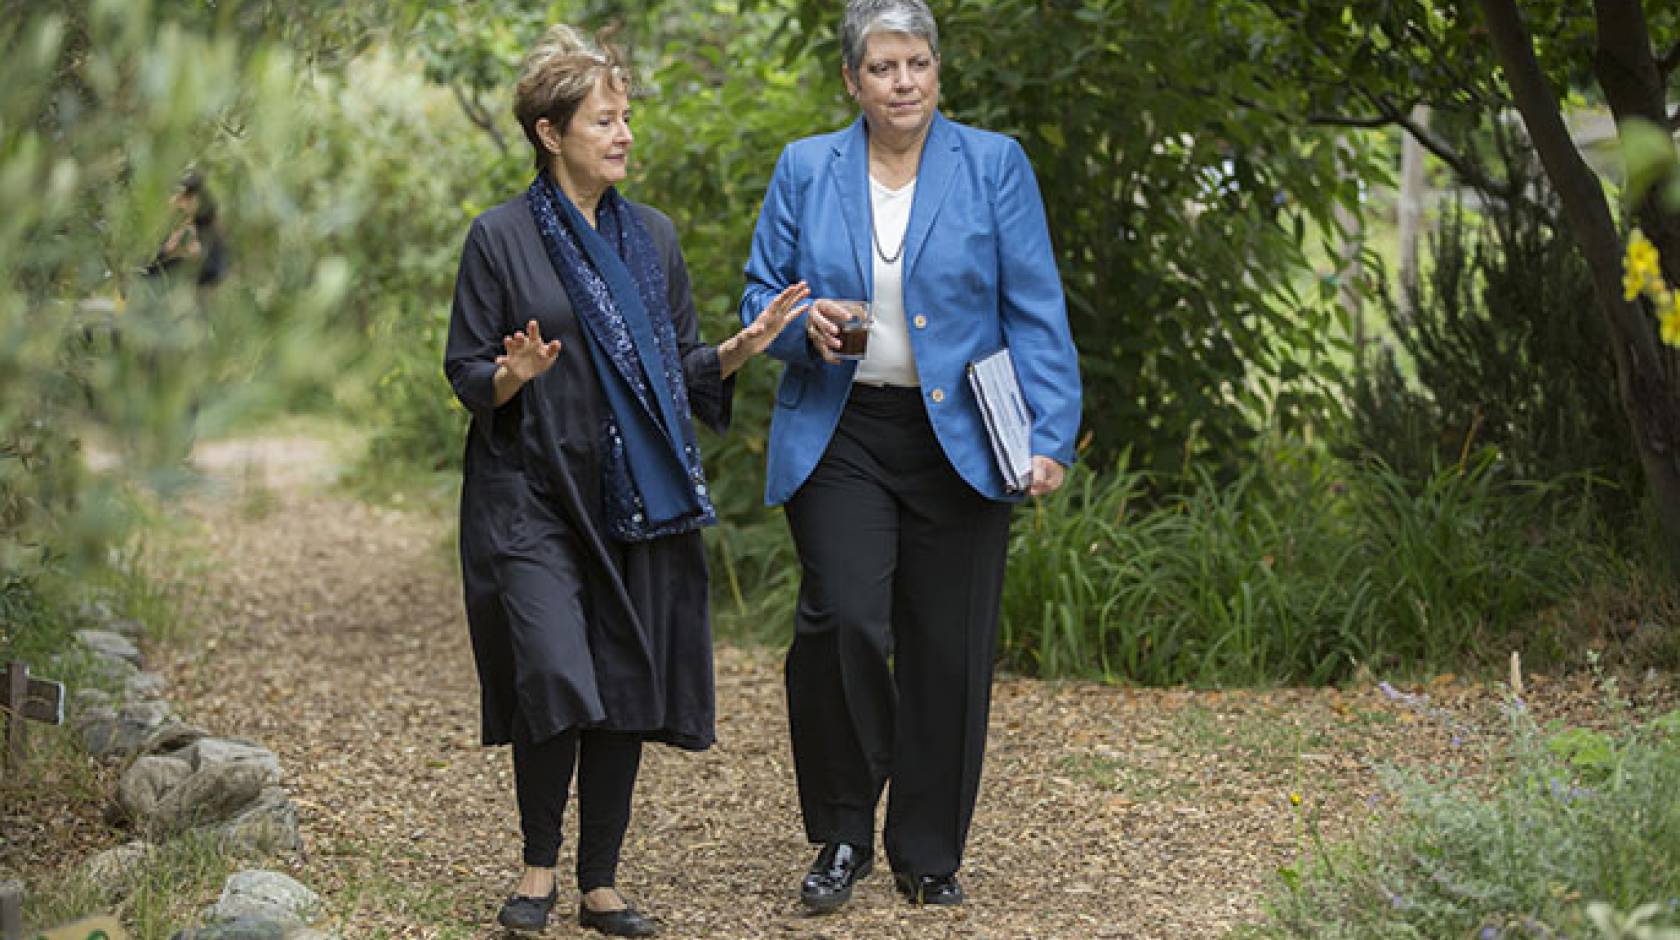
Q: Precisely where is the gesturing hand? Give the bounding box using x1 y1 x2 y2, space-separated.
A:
720 282 811 377
497 319 562 383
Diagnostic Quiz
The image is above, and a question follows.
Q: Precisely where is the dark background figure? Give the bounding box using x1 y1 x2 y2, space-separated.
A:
738 0 1083 915
143 170 228 289
443 23 805 938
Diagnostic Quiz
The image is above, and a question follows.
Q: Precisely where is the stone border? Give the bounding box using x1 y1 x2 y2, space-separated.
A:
50 603 340 940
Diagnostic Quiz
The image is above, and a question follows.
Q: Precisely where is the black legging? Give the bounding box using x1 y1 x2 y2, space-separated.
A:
511 719 643 891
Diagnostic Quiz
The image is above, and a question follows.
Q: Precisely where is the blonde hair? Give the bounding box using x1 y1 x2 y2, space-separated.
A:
512 24 633 171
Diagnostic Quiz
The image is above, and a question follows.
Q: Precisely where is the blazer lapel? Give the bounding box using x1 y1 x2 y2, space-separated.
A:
829 118 874 295
901 112 960 283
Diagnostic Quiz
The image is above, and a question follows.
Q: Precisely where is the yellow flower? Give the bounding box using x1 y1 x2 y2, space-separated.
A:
1663 304 1680 348
1629 230 1659 273
1625 267 1647 301
1625 229 1663 299
1289 791 1303 807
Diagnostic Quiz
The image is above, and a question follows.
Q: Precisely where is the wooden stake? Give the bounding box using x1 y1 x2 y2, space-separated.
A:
4 662 26 770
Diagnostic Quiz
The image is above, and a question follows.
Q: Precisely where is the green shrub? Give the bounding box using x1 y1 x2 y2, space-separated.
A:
1239 697 1680 939
1346 163 1639 527
998 449 1619 685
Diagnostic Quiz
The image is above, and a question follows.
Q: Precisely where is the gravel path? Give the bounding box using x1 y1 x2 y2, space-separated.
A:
144 435 1623 939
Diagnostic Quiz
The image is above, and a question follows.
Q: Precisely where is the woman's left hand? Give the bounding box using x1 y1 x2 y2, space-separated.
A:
720 281 811 377
1028 455 1066 497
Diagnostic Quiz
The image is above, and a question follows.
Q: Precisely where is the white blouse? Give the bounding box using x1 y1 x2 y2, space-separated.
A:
854 175 920 388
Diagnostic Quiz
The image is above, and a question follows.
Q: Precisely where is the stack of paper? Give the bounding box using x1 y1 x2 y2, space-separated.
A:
966 348 1034 493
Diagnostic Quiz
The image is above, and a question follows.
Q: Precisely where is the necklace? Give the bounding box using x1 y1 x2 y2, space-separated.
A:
870 178 913 265
872 216 907 265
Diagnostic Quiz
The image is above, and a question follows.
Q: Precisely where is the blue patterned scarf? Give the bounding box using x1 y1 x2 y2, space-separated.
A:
526 175 716 541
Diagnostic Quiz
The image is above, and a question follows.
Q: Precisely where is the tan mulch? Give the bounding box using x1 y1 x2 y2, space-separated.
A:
7 434 1674 939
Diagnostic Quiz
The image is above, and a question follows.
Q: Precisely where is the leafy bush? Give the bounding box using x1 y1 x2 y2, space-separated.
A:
1346 171 1639 525
1240 696 1680 939
1 2 380 661
998 450 1619 685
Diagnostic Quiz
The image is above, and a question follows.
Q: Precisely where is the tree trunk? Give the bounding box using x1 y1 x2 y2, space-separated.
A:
1478 0 1680 569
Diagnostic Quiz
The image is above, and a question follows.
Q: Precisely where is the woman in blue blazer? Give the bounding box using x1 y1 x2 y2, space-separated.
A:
738 0 1082 914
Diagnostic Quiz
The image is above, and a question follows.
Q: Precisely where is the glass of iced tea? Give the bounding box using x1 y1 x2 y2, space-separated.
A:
824 300 872 360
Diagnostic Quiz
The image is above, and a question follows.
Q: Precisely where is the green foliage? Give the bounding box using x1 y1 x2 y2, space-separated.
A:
0 3 366 585
1239 699 1680 939
998 450 1617 685
322 50 516 477
1345 166 1640 524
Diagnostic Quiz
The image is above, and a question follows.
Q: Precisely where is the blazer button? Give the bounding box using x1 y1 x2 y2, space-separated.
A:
930 388 945 404
913 314 928 329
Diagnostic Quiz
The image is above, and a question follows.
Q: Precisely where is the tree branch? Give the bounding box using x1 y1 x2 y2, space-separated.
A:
451 84 508 155
1227 87 1535 211
1593 0 1680 285
1480 0 1661 365
1380 95 1536 208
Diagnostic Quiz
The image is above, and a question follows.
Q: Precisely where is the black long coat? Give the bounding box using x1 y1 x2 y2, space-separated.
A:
444 195 731 751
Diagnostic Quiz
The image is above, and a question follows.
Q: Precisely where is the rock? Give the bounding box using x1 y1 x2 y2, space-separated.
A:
172 917 288 940
126 671 168 699
79 701 172 760
205 871 319 927
216 788 301 856
282 929 340 940
143 720 212 755
75 629 143 667
179 738 283 786
60 647 141 689
75 598 118 626
115 755 195 823
72 688 114 716
104 618 146 640
79 841 156 897
151 761 269 836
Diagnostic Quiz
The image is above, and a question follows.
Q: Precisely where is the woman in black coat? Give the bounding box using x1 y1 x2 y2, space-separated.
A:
444 24 807 936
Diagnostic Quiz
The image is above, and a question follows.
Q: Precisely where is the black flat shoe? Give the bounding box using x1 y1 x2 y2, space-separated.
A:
497 886 559 931
800 842 874 914
894 872 964 906
578 901 657 937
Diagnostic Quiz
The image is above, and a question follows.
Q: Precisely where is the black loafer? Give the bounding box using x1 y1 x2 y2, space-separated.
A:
497 886 559 931
894 872 964 906
800 842 874 914
578 901 657 937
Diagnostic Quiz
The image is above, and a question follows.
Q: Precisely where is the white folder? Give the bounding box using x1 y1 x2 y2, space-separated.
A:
965 348 1034 493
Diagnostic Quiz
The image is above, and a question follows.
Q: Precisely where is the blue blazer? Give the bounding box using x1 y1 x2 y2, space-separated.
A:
739 112 1082 506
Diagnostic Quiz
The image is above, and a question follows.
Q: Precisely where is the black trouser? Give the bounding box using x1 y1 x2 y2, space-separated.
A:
784 384 1014 878
511 715 643 891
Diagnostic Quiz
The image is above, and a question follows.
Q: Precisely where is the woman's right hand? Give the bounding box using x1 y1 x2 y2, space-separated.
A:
497 319 562 383
805 299 850 365
492 320 561 406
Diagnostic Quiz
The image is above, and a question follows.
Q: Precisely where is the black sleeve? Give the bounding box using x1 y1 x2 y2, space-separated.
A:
197 228 229 287
444 219 510 430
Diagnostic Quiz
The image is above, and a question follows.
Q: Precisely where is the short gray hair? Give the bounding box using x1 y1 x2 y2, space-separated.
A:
840 0 940 75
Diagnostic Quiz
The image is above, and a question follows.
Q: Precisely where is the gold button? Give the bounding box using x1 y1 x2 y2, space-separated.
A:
930 388 945 403
913 315 928 329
